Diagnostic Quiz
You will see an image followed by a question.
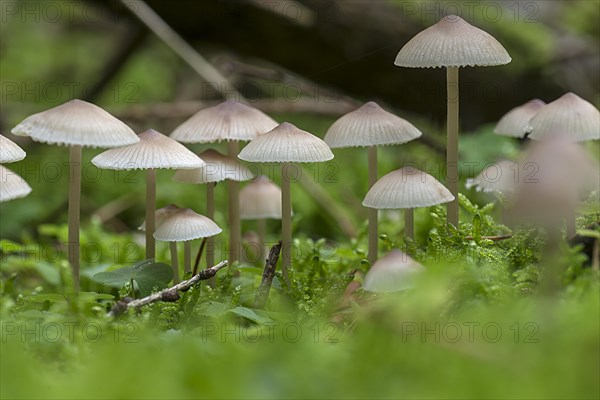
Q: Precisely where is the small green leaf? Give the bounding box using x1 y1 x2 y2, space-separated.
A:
229 307 272 324
93 260 173 296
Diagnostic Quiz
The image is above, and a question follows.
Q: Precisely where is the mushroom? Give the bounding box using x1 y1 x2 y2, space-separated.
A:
0 165 31 203
527 92 600 142
494 99 546 138
239 175 286 262
324 101 422 263
0 134 26 163
11 99 139 289
153 208 222 283
172 148 254 269
92 129 204 260
465 160 518 194
394 15 511 227
238 122 334 277
363 249 425 293
363 166 454 240
170 100 278 264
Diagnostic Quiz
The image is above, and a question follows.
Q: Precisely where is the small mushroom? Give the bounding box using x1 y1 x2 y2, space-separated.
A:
465 160 518 194
363 166 454 240
363 250 425 293
0 134 26 163
0 165 32 202
494 99 546 138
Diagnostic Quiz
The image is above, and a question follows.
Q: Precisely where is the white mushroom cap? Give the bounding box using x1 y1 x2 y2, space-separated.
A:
172 148 254 184
363 166 454 209
0 134 26 163
170 100 278 143
91 129 204 170
394 15 511 68
465 160 519 194
527 93 600 142
238 122 334 163
324 101 422 148
153 208 222 242
494 99 546 138
139 203 181 231
363 250 425 293
0 165 32 202
240 176 287 220
11 99 139 148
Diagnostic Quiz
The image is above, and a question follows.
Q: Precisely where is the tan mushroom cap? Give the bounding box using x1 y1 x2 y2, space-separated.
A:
394 15 511 68
240 176 287 220
153 208 222 242
363 166 454 209
91 129 204 170
238 122 334 163
465 160 519 193
11 99 139 148
494 99 546 138
363 250 426 293
171 100 278 143
0 165 32 202
324 101 422 148
527 93 600 142
172 149 254 184
0 134 26 163
138 203 181 231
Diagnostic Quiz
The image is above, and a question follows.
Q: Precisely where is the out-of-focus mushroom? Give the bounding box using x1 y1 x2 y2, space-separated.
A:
363 250 425 293
494 99 546 138
0 165 32 202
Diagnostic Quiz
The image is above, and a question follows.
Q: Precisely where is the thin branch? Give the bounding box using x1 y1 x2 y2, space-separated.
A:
464 235 513 241
254 241 282 309
192 237 207 276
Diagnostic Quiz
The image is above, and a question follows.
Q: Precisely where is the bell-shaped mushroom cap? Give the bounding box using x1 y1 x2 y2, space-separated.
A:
527 93 600 142
139 204 181 231
324 101 422 148
494 99 546 138
363 166 454 209
239 176 286 220
238 122 334 163
11 99 139 148
172 149 253 184
171 100 278 143
394 15 511 68
0 134 26 163
92 129 204 170
0 165 32 202
153 208 222 242
465 160 518 193
363 250 425 293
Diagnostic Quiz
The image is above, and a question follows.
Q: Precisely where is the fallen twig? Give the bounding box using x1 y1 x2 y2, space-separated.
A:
464 234 513 242
254 241 282 309
109 260 228 316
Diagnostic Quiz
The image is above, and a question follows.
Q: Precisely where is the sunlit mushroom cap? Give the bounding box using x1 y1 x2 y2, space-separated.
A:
11 99 139 148
527 93 600 142
153 208 222 242
0 165 32 202
170 100 278 143
238 122 334 163
172 149 253 184
465 160 518 193
0 134 26 163
324 101 422 148
363 166 454 209
394 15 511 68
139 204 181 231
91 129 204 170
240 176 287 219
363 250 425 293
494 99 546 138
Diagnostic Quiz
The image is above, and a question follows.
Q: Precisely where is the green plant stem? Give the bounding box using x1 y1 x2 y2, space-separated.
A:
446 66 459 227
184 241 191 273
68 145 82 291
405 208 414 239
281 162 292 281
227 141 240 264
206 182 215 269
368 145 378 264
170 242 179 283
146 168 156 259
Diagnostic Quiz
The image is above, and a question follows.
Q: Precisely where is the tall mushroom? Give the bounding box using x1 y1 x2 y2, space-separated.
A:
170 100 278 264
324 101 422 264
494 99 546 138
11 99 139 289
394 15 511 227
172 148 253 269
239 122 334 277
363 166 454 240
92 129 204 259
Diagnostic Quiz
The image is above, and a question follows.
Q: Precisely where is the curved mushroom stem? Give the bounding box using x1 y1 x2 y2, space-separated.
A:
257 218 266 263
170 241 179 284
281 162 292 281
184 241 191 273
68 145 82 291
227 141 240 264
405 208 414 239
206 182 215 269
368 145 378 264
446 66 460 227
145 168 156 259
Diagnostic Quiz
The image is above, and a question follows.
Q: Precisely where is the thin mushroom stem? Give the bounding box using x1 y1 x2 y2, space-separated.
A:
206 182 215 269
367 145 378 264
184 241 191 273
145 168 156 259
68 145 82 291
227 141 241 264
405 208 414 239
281 162 292 281
192 237 207 276
566 212 576 238
170 242 179 283
446 66 460 227
257 218 266 263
